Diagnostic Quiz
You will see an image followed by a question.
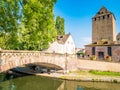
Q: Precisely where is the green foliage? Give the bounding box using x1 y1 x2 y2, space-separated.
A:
90 55 96 60
55 16 65 35
20 0 57 50
0 0 22 49
0 0 57 50
77 52 85 56
89 70 120 76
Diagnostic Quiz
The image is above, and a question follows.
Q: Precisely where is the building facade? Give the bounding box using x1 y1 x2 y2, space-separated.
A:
47 33 75 54
116 33 120 44
85 6 120 61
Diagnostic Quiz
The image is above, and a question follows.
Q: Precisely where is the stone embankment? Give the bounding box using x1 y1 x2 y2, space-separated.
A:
34 70 120 83
77 59 120 72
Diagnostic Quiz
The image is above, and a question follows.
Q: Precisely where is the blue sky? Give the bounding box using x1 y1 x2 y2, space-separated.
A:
54 0 120 48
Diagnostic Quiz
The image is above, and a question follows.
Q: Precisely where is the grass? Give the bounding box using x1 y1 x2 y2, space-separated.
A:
89 70 120 76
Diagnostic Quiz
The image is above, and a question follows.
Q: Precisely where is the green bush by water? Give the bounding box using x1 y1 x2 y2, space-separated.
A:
89 70 120 76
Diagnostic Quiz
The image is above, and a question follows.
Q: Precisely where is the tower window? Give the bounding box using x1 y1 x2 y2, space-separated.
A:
103 16 105 19
98 17 100 20
107 15 109 18
94 18 96 21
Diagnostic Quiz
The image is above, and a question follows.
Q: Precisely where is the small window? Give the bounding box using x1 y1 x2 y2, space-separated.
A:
103 16 105 19
107 15 109 18
98 17 100 20
92 47 95 55
60 36 63 38
103 41 108 44
94 18 96 21
108 47 112 56
92 42 97 44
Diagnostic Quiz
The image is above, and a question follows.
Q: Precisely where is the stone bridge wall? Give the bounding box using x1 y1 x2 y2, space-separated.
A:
0 50 77 72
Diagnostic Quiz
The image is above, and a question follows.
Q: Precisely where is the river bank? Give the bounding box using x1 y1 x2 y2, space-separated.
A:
2 67 120 83
34 70 120 83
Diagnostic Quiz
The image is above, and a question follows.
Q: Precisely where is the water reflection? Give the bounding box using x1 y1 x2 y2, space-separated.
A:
0 75 63 90
65 81 120 90
0 75 120 90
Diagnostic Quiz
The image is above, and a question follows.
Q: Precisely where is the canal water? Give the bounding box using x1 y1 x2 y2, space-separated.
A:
0 74 120 90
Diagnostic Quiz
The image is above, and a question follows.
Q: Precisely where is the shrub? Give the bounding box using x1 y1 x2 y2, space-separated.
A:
90 55 96 60
106 56 112 61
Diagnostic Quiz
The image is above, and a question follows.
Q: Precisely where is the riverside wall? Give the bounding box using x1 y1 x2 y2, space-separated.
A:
77 59 120 72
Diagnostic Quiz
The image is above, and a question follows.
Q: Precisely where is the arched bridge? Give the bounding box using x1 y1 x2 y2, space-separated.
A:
0 50 77 72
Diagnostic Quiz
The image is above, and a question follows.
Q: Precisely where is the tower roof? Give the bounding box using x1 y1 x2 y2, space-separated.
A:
93 6 116 20
99 6 109 13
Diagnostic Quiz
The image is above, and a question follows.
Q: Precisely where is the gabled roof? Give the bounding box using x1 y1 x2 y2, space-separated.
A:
117 32 120 38
57 33 70 44
93 6 116 20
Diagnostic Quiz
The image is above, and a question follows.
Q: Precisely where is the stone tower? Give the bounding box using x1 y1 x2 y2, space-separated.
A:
92 6 116 43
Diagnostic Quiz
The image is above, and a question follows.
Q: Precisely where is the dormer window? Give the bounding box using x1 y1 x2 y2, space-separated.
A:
92 42 97 44
57 35 63 40
60 35 63 38
103 41 108 44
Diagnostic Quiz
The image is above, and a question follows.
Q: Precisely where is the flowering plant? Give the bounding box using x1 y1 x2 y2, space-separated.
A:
106 56 111 61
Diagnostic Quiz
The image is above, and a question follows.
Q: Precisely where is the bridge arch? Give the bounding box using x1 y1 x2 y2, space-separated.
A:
0 50 77 72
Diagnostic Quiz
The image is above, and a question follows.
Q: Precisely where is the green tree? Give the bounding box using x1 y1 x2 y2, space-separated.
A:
0 0 57 50
0 0 22 49
20 0 57 50
55 16 65 35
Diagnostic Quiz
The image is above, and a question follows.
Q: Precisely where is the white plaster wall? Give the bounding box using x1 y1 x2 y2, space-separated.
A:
64 35 75 54
47 35 75 54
